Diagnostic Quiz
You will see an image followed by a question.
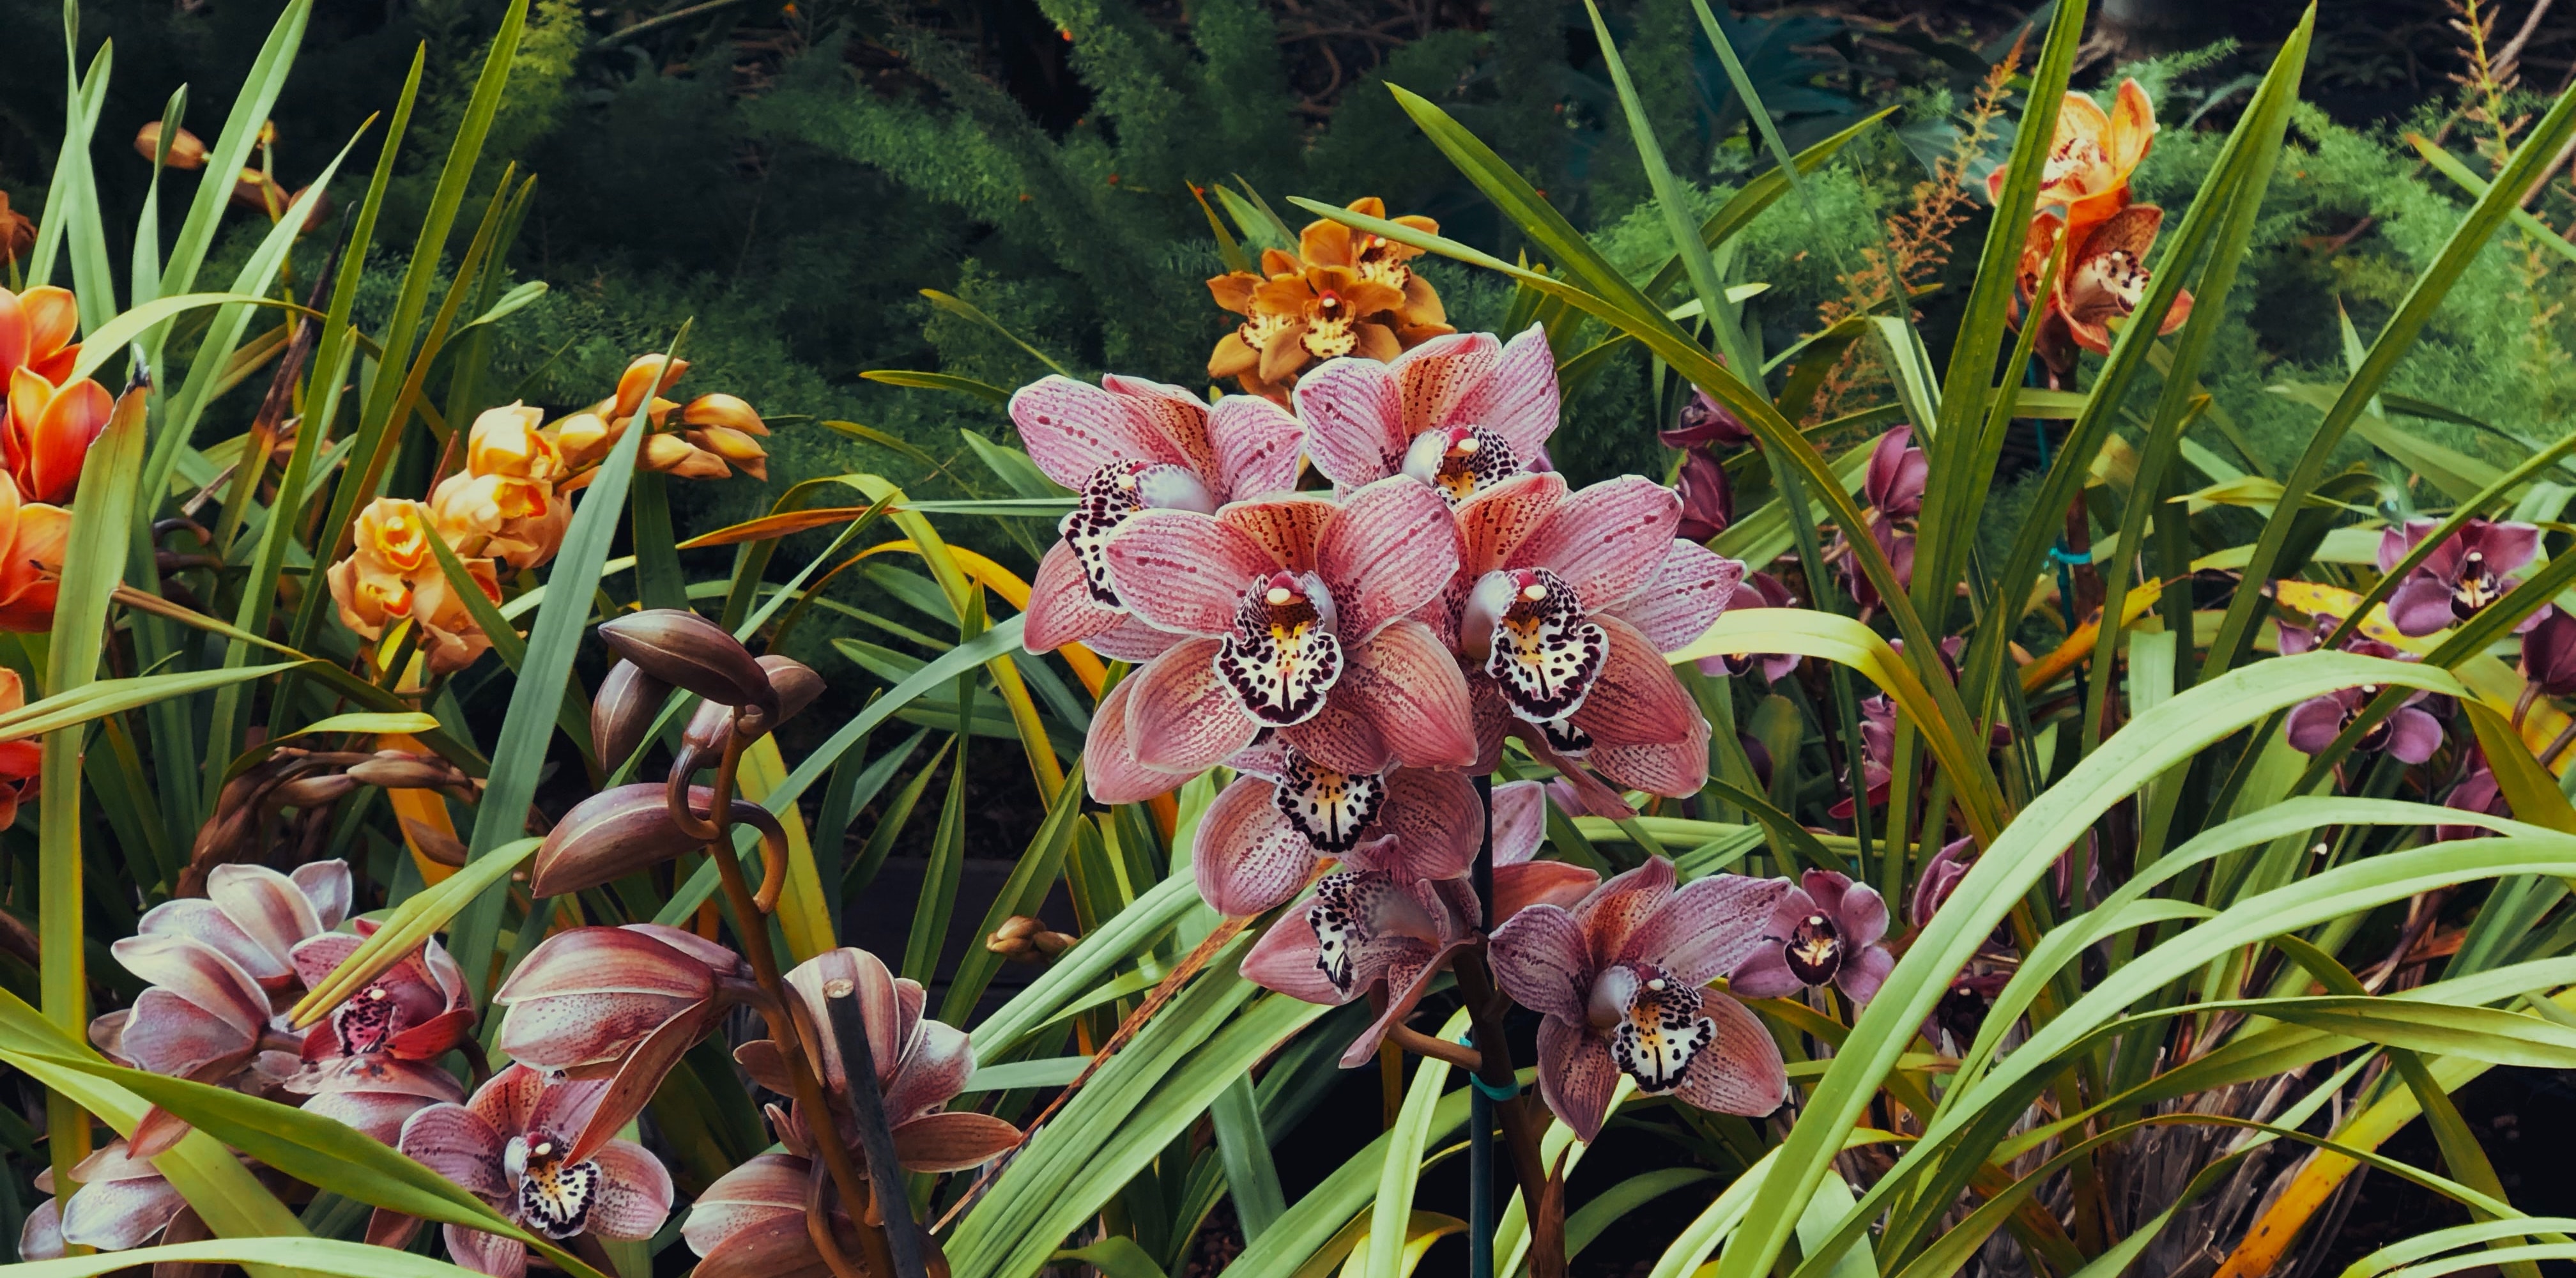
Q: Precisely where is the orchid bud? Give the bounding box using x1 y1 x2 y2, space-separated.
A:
687 427 769 481
344 753 466 790
134 121 208 170
597 610 777 715
531 783 762 898
594 659 673 771
272 773 358 808
1675 449 1732 542
682 393 768 436
758 655 824 727
493 925 723 1071
2526 607 2576 697
1662 388 1752 450
611 354 690 420
643 432 732 480
683 655 821 751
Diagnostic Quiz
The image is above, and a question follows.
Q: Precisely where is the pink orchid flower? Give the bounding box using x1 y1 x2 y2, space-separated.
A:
394 1064 673 1278
1728 869 1894 1005
1012 374 1303 660
1190 739 1490 916
18 1141 192 1259
2377 518 2541 637
1084 477 1475 801
733 946 1016 1171
284 1051 468 1145
493 923 746 1074
89 861 355 1155
289 921 476 1063
1443 472 1736 801
1487 859 1789 1141
1243 781 1599 1066
1910 835 1976 928
1292 326 1559 501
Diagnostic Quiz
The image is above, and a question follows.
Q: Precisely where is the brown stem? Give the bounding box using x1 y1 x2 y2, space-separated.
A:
824 979 932 1278
1386 1022 1484 1071
698 730 896 1278
1452 948 1558 1275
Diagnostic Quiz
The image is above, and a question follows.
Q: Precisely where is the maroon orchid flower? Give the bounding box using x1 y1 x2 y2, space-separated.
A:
1082 478 1475 802
1292 326 1560 502
733 946 1016 1169
2523 606 2576 696
1674 449 1732 543
1013 373 1303 660
1910 836 1976 928
1487 859 1790 1141
1662 388 1752 451
1828 695 1899 819
2377 518 2540 638
1836 427 1924 610
289 921 475 1063
394 1064 673 1278
18 1141 191 1259
2284 684 2442 763
2437 753 2509 842
1243 780 1600 1065
493 923 746 1074
1728 870 1894 1006
1441 472 1736 803
693 948 1016 1277
1925 971 2014 1055
1692 570 1800 682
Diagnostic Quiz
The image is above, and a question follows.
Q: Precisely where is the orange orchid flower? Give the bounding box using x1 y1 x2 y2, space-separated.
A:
0 472 71 634
0 287 83 387
1204 197 1456 401
1986 79 2157 247
5 367 112 506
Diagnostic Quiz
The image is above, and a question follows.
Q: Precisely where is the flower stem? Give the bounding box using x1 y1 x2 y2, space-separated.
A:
694 726 896 1278
1452 949 1561 1278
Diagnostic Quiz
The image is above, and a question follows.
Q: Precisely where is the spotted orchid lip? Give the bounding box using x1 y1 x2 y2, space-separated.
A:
1595 963 1714 1094
1215 571 1344 727
1466 567 1608 725
1399 424 1519 504
1271 750 1387 852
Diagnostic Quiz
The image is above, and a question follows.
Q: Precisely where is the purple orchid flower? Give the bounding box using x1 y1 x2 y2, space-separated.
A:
2524 606 2576 697
1911 836 1976 928
2378 518 2540 638
1241 780 1600 1065
1013 373 1304 661
1694 570 1800 681
1835 427 1924 610
1487 859 1790 1141
393 1064 674 1278
1082 479 1477 803
2284 683 2442 763
1292 326 1560 502
1924 971 2014 1056
1829 695 1899 819
2437 753 2510 842
17 1141 192 1259
1662 388 1753 450
1441 472 1736 803
1728 870 1894 1005
1675 449 1733 543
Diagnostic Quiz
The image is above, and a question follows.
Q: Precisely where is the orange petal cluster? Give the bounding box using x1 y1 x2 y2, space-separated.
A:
1989 81 2194 380
554 355 770 482
0 286 108 508
326 497 505 675
429 404 573 571
1206 197 1455 401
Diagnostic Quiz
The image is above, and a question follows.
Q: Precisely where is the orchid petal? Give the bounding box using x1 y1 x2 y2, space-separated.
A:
1339 934 1468 1066
583 1139 676 1240
1671 993 1786 1118
1573 858 1676 967
893 1111 1024 1173
2283 695 2349 755
1457 471 1568 580
1623 874 1789 987
134 899 280 987
1124 639 1263 773
1494 860 1601 920
1292 357 1409 488
1838 945 1894 1005
1337 620 1478 769
1486 904 1591 1022
1726 945 1803 999
1084 615 1186 663
1278 698 1392 776
783 947 905 1095
109 935 268 1039
1609 541 1745 654
1513 477 1682 611
1025 540 1130 654
1192 775 1319 917
56 1169 186 1251
204 863 325 972
1104 509 1275 636
1451 325 1560 460
684 1153 808 1258
1315 477 1460 641
884 1017 976 1124
292 861 354 932
1388 331 1501 437
1568 618 1705 750
1537 1016 1619 1143
1369 767 1481 881
443 1225 530 1278
1217 495 1337 571
1009 376 1186 490
2387 706 2445 764
1589 736 1712 799
1207 394 1306 500
1100 374 1222 481
1491 780 1546 866
1241 909 1346 1005
398 1103 510 1197
1085 673 1186 803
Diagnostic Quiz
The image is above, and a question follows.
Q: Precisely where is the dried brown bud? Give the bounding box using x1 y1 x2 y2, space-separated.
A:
135 121 207 169
594 659 674 772
271 774 358 808
597 610 776 717
345 752 467 790
531 783 774 898
985 916 1075 964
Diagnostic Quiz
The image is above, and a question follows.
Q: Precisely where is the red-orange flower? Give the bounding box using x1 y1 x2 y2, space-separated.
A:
0 668 40 826
5 368 112 506
1991 81 2191 380
1 287 82 388
326 498 503 673
0 473 69 634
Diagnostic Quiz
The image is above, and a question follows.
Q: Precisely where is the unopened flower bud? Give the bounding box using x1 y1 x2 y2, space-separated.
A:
985 916 1077 964
1662 387 1752 450
345 753 466 790
594 659 674 771
597 610 777 714
530 783 778 898
611 354 690 420
643 433 730 480
273 774 358 808
680 656 823 752
1675 449 1732 542
682 393 767 436
135 121 207 170
687 426 768 482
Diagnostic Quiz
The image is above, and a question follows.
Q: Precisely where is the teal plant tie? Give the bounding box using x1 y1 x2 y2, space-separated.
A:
1461 1034 1521 1100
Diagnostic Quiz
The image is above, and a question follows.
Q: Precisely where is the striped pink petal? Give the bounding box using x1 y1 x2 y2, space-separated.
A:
1457 470 1567 579
1241 910 1345 1005
1513 477 1682 612
1671 993 1786 1118
1574 859 1676 967
1104 509 1275 636
56 1167 185 1251
1333 620 1477 769
293 861 353 931
1123 640 1262 774
109 936 268 1041
1622 873 1786 987
1491 780 1546 865
1219 495 1337 573
135 898 284 989
1278 697 1391 776
1367 767 1481 882
1389 331 1501 437
1100 374 1220 481
1192 775 1319 916
1339 931 1470 1067
1009 376 1187 490
684 1153 808 1258
1588 735 1710 797
1292 357 1408 488
1487 903 1591 1022
1025 539 1128 654
1495 860 1600 920
1084 674 1186 803
1609 541 1745 654
1207 394 1305 500
583 1139 675 1240
1536 1016 1620 1143
1317 477 1459 641
443 1224 528 1278
885 1017 975 1123
1568 619 1706 750
1451 325 1560 459
783 946 907 1094
397 1102 509 1197
204 863 326 977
